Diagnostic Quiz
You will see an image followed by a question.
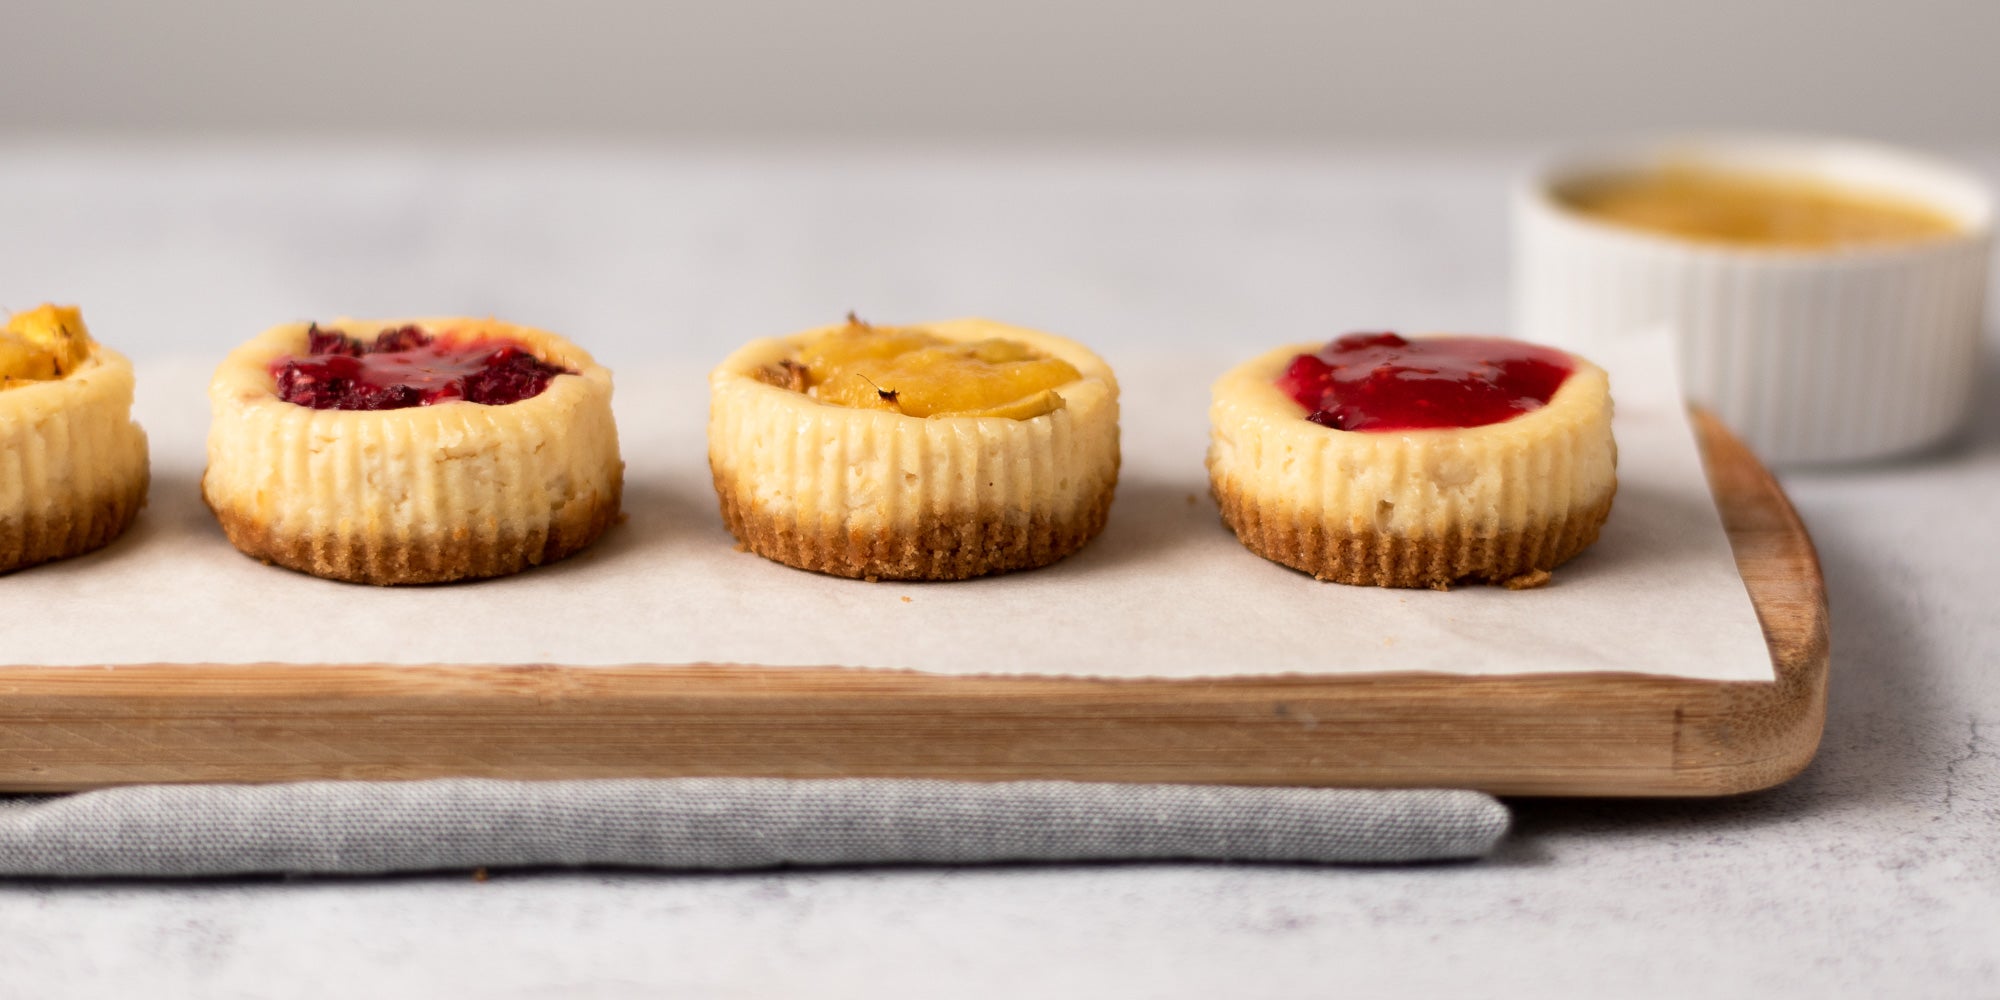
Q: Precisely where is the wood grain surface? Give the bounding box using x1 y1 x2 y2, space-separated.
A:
0 412 1827 795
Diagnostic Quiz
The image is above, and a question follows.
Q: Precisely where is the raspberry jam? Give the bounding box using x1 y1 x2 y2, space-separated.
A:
1275 333 1574 432
272 325 572 410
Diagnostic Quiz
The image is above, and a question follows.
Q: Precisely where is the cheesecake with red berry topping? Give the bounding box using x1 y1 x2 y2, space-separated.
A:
1207 332 1616 589
0 304 150 573
203 317 622 584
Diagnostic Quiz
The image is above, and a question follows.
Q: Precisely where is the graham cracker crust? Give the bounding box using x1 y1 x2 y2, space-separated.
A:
203 478 623 586
713 473 1116 581
0 471 150 575
1211 473 1614 589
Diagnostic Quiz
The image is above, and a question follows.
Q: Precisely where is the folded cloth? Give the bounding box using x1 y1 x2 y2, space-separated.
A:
0 779 1509 877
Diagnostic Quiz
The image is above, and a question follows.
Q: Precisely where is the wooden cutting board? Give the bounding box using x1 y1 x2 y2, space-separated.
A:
0 411 1826 796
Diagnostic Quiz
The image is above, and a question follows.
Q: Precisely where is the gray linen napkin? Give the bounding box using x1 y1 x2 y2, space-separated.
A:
0 779 1509 877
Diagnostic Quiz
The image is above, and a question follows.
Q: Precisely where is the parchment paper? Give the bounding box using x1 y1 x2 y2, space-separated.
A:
0 331 1773 681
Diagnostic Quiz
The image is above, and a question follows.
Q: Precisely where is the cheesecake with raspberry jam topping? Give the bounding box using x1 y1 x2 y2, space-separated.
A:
1207 333 1616 589
203 317 622 584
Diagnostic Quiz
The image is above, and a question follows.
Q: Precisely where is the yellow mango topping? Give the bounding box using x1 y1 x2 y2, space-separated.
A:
1559 165 1961 249
0 304 95 389
781 318 1081 419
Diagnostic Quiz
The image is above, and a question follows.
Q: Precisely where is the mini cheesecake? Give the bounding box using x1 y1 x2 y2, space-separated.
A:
708 316 1120 580
203 317 622 585
1208 333 1616 589
0 305 150 573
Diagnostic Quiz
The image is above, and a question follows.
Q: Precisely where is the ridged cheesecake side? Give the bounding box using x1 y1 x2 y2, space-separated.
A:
1207 341 1616 588
202 318 623 585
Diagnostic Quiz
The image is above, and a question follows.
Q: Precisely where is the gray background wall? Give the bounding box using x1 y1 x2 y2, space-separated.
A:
5 0 1997 144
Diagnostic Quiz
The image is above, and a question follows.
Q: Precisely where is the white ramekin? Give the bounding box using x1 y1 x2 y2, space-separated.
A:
1514 136 1993 465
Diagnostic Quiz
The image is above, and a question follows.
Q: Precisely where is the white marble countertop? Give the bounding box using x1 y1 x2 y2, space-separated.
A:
0 143 1993 998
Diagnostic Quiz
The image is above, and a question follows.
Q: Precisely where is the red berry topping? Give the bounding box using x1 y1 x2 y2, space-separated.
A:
1275 332 1575 432
272 325 573 410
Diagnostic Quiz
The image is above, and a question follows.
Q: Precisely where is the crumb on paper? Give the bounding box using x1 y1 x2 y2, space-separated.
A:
1502 569 1553 591
1382 637 1396 647
472 867 489 882
900 595 912 603
1185 493 1198 506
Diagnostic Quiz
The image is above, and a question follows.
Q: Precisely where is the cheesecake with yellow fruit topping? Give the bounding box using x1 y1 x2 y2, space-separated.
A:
0 305 150 573
709 316 1120 580
202 317 622 585
1208 332 1615 589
